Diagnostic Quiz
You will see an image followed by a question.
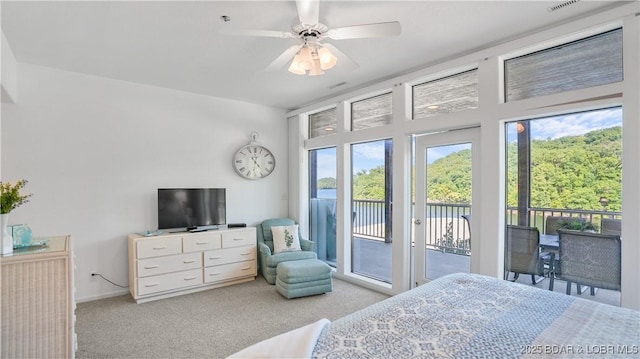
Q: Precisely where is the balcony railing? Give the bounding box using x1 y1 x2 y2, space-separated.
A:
506 207 621 232
348 200 621 255
353 199 387 239
425 203 471 255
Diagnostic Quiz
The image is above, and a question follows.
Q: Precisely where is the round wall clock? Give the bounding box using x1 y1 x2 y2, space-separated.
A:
232 134 276 180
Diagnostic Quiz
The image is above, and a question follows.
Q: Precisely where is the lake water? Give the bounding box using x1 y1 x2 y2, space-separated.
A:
317 188 337 199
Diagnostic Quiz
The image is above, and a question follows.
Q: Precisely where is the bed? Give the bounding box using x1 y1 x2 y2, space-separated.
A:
229 273 640 358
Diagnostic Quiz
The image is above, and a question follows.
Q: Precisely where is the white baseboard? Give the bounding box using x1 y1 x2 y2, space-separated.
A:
76 289 130 303
332 272 395 296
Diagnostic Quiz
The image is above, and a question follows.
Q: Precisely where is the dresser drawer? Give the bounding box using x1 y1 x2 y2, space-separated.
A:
183 232 221 253
137 253 202 278
204 261 256 283
221 229 256 248
204 246 256 267
136 236 182 259
137 269 203 296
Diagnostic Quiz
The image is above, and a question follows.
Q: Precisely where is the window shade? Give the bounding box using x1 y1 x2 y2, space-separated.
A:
505 28 623 102
413 69 478 120
309 108 337 138
351 93 392 131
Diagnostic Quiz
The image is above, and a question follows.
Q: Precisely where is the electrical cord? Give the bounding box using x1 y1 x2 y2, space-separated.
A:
91 273 129 288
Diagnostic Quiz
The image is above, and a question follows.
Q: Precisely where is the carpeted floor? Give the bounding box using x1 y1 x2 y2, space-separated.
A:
75 276 390 359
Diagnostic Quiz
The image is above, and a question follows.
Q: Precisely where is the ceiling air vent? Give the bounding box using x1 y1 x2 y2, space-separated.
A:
328 82 347 89
548 0 580 12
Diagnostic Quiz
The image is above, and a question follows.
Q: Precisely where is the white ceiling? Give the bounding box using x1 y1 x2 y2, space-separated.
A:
1 1 629 111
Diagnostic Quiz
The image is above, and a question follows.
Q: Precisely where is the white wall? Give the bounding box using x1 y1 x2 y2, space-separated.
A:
1 63 288 301
1 30 17 103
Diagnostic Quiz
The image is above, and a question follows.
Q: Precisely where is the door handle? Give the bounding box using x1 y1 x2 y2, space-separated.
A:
414 219 422 225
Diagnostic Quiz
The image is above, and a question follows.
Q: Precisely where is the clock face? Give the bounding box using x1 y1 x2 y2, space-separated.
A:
233 145 276 180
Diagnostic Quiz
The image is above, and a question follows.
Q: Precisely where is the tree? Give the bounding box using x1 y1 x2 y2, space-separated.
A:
426 149 472 204
352 167 386 200
317 177 336 189
508 126 621 211
346 126 622 212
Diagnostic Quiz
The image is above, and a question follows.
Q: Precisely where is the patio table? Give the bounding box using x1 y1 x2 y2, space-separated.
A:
539 233 559 251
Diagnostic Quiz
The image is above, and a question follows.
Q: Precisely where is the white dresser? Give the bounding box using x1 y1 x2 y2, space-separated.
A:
128 227 256 303
1 235 76 358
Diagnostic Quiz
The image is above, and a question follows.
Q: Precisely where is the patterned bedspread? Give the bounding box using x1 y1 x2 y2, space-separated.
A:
312 273 639 358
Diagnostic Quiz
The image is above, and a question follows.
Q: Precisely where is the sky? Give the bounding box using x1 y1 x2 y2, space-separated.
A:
506 107 622 142
313 107 622 179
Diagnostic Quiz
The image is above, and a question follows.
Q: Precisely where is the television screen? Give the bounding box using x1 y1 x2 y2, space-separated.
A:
157 188 226 230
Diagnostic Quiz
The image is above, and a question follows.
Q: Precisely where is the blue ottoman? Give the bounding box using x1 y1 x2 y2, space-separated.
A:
276 259 333 299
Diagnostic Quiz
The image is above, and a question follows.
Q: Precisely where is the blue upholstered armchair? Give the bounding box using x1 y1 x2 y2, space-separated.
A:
257 218 317 284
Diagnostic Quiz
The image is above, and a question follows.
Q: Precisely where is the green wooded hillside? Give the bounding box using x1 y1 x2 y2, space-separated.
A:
341 126 621 211
513 126 621 211
318 177 336 189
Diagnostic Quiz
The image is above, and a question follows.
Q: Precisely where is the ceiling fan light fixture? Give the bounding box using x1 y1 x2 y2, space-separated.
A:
288 44 329 76
288 51 312 74
318 46 337 70
299 46 314 64
288 60 306 75
308 58 325 76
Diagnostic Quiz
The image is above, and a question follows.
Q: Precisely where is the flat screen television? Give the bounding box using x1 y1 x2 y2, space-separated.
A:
157 188 226 231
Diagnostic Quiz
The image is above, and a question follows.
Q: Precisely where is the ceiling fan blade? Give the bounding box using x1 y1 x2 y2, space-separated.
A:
219 28 295 39
296 0 319 25
326 21 401 40
320 43 359 71
265 45 302 72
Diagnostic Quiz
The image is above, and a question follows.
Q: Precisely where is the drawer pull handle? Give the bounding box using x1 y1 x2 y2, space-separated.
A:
241 252 251 256
145 283 160 287
184 277 198 281
241 266 252 271
209 272 221 276
196 242 208 245
183 260 196 264
144 265 159 269
233 238 244 241
209 256 222 260
153 246 168 250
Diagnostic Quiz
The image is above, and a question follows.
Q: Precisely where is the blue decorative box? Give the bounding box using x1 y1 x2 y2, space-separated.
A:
11 224 33 247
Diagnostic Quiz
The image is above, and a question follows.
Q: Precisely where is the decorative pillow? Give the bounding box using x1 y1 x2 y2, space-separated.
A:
271 225 301 254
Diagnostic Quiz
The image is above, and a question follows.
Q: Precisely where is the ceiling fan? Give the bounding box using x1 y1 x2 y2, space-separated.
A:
222 0 401 76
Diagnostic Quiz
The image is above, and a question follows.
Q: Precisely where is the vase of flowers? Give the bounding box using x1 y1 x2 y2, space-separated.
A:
1 180 33 254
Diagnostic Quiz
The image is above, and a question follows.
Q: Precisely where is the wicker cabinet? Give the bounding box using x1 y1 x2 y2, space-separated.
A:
1 235 76 358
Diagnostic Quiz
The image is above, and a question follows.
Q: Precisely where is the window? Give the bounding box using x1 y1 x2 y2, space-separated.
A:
505 28 623 102
505 107 622 219
412 69 478 120
504 107 622 306
351 93 392 130
309 108 337 138
351 139 393 283
309 147 337 266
